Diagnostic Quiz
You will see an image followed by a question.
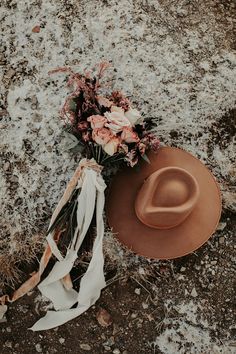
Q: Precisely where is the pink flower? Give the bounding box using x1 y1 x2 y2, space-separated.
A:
105 107 131 134
121 127 140 143
92 128 113 146
88 115 107 129
77 121 89 131
104 136 120 156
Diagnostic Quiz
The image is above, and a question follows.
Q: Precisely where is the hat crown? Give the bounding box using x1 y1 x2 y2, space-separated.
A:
135 167 200 229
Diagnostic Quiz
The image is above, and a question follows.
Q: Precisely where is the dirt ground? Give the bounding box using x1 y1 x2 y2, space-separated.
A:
1 207 236 353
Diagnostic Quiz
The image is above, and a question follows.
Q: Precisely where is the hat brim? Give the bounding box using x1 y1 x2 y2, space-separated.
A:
106 147 222 259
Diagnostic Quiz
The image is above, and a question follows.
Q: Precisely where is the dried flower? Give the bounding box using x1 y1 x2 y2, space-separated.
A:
121 127 140 143
138 142 146 155
103 136 120 156
87 115 107 129
125 108 143 126
82 131 91 142
142 133 160 152
119 143 129 154
96 95 113 108
77 121 89 131
125 150 139 167
105 109 131 134
110 91 131 111
92 128 113 146
111 106 124 113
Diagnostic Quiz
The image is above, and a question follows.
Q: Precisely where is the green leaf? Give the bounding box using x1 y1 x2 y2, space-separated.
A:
142 153 150 164
60 132 79 151
69 99 77 112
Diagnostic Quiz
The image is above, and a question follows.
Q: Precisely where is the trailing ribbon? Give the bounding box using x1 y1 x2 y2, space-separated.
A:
0 159 107 330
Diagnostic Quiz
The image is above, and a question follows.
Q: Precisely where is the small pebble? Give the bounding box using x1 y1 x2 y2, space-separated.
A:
5 68 16 79
80 343 91 351
131 313 137 318
142 302 149 309
104 346 111 351
217 222 226 231
191 287 198 297
5 341 12 348
219 237 225 244
134 288 141 295
113 349 121 354
59 338 65 344
3 162 10 171
138 267 145 275
103 337 115 347
35 343 42 353
6 327 11 332
211 260 217 265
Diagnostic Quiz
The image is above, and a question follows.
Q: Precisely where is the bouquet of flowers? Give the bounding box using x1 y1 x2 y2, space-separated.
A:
57 62 160 167
0 63 160 330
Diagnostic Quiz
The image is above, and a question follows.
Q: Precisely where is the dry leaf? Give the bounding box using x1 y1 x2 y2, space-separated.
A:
96 308 112 327
0 305 7 320
32 25 40 33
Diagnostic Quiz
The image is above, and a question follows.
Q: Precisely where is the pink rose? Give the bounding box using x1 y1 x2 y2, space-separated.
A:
121 127 140 143
105 107 131 134
92 128 113 146
104 136 121 156
88 115 107 129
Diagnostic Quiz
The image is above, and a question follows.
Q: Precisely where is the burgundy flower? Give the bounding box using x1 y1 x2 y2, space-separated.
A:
149 136 160 152
82 131 91 142
142 133 160 152
109 91 131 111
77 121 89 131
125 150 138 167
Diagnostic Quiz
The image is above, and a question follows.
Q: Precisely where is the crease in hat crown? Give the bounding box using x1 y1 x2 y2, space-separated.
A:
135 167 200 230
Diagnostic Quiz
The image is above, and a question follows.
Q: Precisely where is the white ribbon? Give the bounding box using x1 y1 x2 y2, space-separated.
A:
30 167 106 331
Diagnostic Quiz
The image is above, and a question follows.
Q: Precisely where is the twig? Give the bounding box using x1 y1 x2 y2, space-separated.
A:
130 276 151 295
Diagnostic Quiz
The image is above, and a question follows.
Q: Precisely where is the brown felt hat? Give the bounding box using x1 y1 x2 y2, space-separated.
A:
106 147 222 259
